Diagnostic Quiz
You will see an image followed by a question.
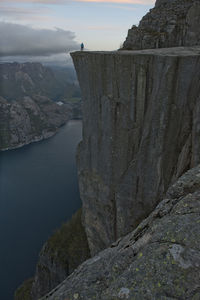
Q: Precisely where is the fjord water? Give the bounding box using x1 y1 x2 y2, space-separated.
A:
0 120 82 300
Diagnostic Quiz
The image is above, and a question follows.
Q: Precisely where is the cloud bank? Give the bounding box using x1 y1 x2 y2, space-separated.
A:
0 22 79 57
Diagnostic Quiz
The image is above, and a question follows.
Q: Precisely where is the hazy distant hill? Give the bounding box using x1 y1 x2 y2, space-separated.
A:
0 62 82 150
0 62 81 102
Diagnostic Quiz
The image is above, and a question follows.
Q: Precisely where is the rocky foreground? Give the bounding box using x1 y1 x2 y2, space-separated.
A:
42 165 200 299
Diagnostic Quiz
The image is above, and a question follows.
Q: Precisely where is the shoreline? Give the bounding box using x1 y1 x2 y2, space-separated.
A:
0 118 82 152
0 130 58 152
1 118 82 152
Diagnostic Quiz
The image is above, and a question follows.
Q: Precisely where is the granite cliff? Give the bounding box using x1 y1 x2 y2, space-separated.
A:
72 46 200 256
18 0 200 298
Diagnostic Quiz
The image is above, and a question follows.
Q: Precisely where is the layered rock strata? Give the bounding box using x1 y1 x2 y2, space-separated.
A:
41 164 200 300
71 47 200 255
123 0 200 50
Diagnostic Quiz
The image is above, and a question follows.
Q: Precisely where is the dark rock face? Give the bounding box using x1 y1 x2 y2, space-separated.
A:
123 0 200 50
41 165 200 300
71 47 200 255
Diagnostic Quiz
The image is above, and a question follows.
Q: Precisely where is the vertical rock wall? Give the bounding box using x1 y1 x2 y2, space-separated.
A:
72 48 200 255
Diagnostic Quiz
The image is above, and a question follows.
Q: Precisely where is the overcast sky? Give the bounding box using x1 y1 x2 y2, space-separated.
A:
0 0 155 65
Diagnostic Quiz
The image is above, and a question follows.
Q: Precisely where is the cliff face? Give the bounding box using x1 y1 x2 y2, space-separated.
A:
123 0 200 50
71 47 200 255
42 164 200 300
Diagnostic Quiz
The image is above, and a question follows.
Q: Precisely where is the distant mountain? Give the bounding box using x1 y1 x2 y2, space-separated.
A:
0 62 82 150
0 62 81 102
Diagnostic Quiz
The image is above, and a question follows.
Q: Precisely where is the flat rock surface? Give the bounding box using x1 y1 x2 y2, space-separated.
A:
74 46 200 56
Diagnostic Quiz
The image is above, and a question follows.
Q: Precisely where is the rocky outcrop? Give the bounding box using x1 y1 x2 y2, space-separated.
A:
123 0 200 50
0 95 70 150
15 210 90 300
71 46 200 255
41 164 200 300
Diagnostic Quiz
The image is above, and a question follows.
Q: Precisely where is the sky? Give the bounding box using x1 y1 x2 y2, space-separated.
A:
0 0 155 66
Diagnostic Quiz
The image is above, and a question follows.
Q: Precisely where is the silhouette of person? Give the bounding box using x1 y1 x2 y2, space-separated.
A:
81 43 84 51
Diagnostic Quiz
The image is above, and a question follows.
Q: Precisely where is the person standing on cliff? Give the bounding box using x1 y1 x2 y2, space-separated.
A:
81 43 84 51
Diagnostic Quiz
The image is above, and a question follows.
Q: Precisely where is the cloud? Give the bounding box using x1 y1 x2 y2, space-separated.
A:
3 0 155 5
0 22 79 57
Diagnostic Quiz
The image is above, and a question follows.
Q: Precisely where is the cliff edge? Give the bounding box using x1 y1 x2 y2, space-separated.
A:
72 47 200 255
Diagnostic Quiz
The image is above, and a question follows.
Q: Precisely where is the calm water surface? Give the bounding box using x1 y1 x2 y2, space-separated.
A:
0 120 82 300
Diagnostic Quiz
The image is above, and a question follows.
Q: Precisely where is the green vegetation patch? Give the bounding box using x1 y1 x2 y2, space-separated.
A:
46 208 90 273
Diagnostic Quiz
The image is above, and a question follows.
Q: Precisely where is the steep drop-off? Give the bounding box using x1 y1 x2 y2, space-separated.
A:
72 47 200 255
42 164 200 300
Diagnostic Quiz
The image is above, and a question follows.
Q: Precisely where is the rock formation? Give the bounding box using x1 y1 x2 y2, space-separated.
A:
123 0 200 50
41 164 200 299
72 46 200 255
18 0 200 298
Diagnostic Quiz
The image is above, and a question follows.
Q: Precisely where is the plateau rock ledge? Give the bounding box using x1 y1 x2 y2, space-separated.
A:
71 47 200 255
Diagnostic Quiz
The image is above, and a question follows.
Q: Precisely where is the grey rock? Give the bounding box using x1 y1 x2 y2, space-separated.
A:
71 47 200 255
123 0 200 50
41 165 200 300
